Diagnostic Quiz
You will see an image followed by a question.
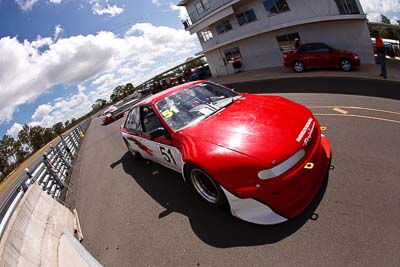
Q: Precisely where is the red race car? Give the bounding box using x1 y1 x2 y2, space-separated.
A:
120 81 331 225
101 106 119 125
284 42 360 73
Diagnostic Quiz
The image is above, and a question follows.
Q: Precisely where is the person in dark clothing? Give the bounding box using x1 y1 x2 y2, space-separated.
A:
375 34 387 79
294 38 300 49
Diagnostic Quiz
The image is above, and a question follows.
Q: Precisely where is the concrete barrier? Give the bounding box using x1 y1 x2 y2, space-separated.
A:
0 184 101 267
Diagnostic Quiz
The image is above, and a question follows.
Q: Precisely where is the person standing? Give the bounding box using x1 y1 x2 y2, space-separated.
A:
375 34 387 79
294 38 300 50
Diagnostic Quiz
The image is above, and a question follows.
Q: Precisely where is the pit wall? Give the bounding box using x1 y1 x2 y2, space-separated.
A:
0 184 101 267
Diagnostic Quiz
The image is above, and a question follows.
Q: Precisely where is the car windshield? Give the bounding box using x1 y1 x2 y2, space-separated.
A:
155 82 240 131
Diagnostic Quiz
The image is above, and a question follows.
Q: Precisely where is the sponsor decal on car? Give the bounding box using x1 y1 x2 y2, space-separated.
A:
126 135 154 156
296 118 315 147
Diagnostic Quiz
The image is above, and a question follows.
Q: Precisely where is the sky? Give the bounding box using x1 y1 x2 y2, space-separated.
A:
0 0 399 138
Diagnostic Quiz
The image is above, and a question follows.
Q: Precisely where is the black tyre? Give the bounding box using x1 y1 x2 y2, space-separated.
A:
340 58 352 72
186 165 227 207
293 61 304 73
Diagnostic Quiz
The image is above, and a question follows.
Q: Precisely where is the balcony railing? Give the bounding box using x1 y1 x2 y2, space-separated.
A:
188 0 235 25
182 18 192 29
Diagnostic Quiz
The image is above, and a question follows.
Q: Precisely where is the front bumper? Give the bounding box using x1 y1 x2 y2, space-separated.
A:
223 135 331 225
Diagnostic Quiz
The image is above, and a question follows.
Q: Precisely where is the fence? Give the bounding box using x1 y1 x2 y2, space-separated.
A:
0 118 92 239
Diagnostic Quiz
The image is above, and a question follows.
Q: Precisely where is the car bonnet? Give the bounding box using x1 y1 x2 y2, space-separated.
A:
179 94 317 167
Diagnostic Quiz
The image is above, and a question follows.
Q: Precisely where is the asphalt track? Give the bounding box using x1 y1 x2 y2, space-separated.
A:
66 80 400 266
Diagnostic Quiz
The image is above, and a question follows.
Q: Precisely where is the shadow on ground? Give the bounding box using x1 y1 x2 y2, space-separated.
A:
228 77 400 100
111 152 330 248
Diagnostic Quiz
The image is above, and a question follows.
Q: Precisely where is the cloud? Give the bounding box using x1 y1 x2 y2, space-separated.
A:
0 23 199 126
14 0 39 11
31 91 91 127
14 0 61 11
6 123 23 138
359 0 400 22
32 104 53 120
77 84 86 92
152 0 161 7
169 3 188 20
90 0 124 17
54 24 63 40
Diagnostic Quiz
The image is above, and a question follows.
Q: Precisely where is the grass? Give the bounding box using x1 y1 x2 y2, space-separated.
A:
0 137 61 198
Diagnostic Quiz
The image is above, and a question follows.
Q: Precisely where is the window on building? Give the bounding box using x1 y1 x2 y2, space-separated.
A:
335 0 360 14
195 0 211 15
263 0 290 15
224 47 241 63
215 20 233 35
236 10 257 26
199 29 213 42
276 32 300 52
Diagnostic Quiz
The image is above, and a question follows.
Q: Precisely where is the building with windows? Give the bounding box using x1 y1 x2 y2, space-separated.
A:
178 0 374 76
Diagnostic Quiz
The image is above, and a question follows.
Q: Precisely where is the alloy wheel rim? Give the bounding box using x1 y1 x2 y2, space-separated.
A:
294 62 303 72
191 169 219 204
342 60 351 71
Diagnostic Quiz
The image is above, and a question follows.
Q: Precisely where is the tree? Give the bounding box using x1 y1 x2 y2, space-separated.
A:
52 122 64 135
0 135 16 174
12 140 26 164
64 120 70 128
42 128 55 144
125 83 135 95
29 126 45 152
381 15 391 25
18 124 32 152
92 99 107 110
110 85 126 102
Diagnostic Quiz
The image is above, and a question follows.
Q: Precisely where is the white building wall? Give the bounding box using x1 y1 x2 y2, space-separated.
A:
200 0 367 52
206 19 374 76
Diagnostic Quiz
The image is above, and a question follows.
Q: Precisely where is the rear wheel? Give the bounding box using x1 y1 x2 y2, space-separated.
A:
187 165 227 207
293 61 304 73
340 58 352 71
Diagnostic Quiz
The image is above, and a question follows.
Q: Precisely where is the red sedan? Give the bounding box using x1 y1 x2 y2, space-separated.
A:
120 81 331 225
284 42 360 72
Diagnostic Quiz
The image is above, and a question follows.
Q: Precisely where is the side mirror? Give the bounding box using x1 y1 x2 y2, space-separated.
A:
149 127 165 139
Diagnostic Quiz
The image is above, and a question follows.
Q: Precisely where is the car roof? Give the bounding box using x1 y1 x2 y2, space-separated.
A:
136 80 206 106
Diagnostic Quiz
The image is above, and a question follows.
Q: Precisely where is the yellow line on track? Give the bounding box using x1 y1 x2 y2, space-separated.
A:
314 113 400 124
309 106 400 115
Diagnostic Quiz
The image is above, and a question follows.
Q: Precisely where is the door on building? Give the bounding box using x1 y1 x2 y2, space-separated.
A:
224 47 242 73
276 32 300 53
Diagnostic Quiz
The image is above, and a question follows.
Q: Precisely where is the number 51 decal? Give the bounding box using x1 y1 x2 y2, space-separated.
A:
159 146 177 165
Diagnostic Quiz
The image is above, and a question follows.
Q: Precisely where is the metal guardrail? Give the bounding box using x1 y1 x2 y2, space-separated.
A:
0 118 92 239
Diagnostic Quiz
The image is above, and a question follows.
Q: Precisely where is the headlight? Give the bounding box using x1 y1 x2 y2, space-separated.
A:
106 113 112 117
258 149 305 180
354 55 359 60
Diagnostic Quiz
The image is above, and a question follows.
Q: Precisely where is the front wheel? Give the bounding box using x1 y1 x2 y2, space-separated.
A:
340 58 352 72
293 61 304 73
187 166 227 207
